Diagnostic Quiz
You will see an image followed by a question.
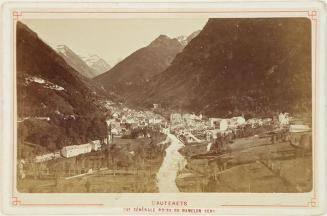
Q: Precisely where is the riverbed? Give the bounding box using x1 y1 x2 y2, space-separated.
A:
156 133 187 192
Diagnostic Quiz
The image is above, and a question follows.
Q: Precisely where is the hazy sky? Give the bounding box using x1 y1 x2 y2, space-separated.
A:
22 19 208 66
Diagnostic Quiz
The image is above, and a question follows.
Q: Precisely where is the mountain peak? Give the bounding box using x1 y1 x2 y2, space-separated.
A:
149 35 178 47
156 34 171 40
82 55 111 75
175 30 202 46
176 35 188 46
94 33 184 96
56 44 73 56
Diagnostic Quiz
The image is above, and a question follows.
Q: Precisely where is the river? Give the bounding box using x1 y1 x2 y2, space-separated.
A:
156 133 187 192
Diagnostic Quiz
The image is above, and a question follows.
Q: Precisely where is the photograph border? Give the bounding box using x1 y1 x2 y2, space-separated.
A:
1 1 326 215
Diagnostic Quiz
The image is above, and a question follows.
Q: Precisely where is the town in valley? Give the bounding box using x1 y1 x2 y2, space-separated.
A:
16 18 312 193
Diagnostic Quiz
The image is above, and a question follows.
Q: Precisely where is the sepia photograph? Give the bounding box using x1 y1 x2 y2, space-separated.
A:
15 17 313 194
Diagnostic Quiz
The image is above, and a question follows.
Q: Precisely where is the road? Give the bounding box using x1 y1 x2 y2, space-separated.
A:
156 133 187 192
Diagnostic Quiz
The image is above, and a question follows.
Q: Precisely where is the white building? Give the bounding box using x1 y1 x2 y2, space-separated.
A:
170 113 182 124
112 112 119 119
149 117 162 124
289 124 310 133
90 140 102 151
183 132 203 144
106 119 115 126
278 112 290 126
247 118 263 128
138 120 148 127
182 113 202 121
161 127 170 134
209 118 229 131
61 144 92 158
111 128 120 135
229 116 246 129
126 118 137 124
35 153 56 163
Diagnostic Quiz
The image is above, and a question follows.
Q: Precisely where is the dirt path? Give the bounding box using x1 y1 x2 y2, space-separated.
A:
156 133 187 192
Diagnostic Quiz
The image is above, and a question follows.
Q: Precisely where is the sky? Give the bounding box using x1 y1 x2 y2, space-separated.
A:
22 19 208 66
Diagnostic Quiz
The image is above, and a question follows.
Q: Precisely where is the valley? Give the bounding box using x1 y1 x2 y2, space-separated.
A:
16 18 313 193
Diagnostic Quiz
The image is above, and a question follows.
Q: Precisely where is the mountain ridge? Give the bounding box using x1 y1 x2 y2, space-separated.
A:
17 21 109 152
125 18 312 117
94 34 184 96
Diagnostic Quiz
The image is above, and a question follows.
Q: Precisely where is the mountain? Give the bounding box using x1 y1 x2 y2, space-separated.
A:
16 21 109 153
176 30 201 46
54 45 100 78
185 30 201 43
127 18 312 117
81 55 111 76
94 34 184 97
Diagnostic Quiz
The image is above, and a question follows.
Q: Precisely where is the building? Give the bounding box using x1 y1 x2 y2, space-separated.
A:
61 144 92 158
246 118 263 128
182 113 202 121
229 116 246 129
206 129 233 141
90 140 102 151
278 112 290 126
112 112 119 119
149 117 162 125
289 124 310 133
35 153 56 163
111 128 120 136
183 132 203 144
126 118 137 124
138 119 148 127
209 118 229 131
106 119 115 126
170 113 182 124
161 127 170 134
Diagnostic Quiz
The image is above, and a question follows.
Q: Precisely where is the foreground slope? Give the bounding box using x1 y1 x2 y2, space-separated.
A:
17 21 108 153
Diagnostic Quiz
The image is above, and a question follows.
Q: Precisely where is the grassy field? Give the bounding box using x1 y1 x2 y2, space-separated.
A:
17 133 168 193
176 136 312 192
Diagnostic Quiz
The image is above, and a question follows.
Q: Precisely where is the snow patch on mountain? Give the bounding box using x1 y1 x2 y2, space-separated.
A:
176 35 188 46
175 30 201 47
80 54 111 74
81 55 101 67
56 45 69 56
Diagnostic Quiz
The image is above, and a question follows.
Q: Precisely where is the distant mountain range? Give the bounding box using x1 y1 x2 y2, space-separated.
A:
81 54 111 76
94 30 201 98
53 45 111 78
17 21 109 152
116 18 312 117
